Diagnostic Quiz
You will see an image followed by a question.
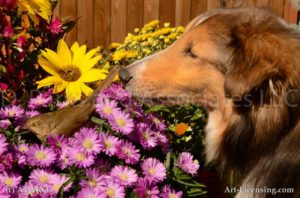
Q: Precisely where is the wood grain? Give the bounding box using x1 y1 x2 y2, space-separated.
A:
191 0 208 19
77 0 94 47
159 0 176 25
127 0 144 33
175 0 191 26
94 0 111 47
143 0 159 23
111 0 127 42
60 0 77 45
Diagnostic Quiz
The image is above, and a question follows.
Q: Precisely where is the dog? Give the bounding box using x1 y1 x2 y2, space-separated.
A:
119 7 300 198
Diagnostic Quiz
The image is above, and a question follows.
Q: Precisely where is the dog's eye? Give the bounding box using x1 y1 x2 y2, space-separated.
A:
185 47 198 59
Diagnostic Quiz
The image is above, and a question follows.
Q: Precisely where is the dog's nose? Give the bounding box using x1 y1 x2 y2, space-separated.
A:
119 68 132 84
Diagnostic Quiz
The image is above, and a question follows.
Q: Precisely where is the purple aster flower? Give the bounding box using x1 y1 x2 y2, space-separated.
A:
175 152 200 175
99 179 125 198
147 114 167 132
25 110 40 118
29 169 52 185
0 119 11 129
110 165 138 187
48 174 71 195
56 101 69 109
49 17 63 34
95 158 111 174
0 153 13 172
80 168 104 189
3 25 13 38
161 185 183 198
0 134 8 156
99 133 120 156
0 182 9 198
77 187 102 198
26 144 57 167
57 145 71 169
116 140 140 165
134 178 160 198
0 172 22 188
73 128 101 154
47 134 68 152
96 97 119 119
141 158 166 183
102 83 131 102
0 105 24 119
137 123 158 149
68 148 95 168
108 110 134 135
28 93 52 109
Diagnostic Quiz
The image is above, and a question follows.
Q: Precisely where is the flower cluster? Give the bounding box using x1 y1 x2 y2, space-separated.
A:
0 83 204 197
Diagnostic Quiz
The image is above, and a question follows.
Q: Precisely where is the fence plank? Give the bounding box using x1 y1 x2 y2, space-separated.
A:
111 0 127 42
77 0 94 47
60 0 77 45
127 0 144 32
284 0 298 23
207 0 220 9
143 0 159 23
255 0 270 7
175 0 191 26
159 0 176 25
53 0 60 18
94 0 111 47
191 0 208 19
269 0 285 16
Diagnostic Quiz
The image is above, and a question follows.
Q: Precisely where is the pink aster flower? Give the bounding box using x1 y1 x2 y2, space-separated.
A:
77 187 102 198
68 148 95 168
48 174 71 195
137 123 158 149
134 178 159 198
57 145 71 169
0 134 8 156
29 169 52 185
26 144 57 167
28 93 53 109
95 158 111 174
16 36 27 48
0 119 11 129
73 128 101 154
0 172 22 189
110 165 138 187
99 180 125 198
96 97 119 119
108 110 134 135
56 101 69 109
47 134 68 152
25 110 40 118
116 140 140 165
161 185 183 198
49 17 63 34
3 25 13 38
0 153 13 172
0 105 24 119
80 168 104 189
99 133 120 156
141 158 166 183
0 182 9 198
175 152 200 175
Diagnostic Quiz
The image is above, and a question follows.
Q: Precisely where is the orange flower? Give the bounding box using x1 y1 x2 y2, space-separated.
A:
175 123 189 136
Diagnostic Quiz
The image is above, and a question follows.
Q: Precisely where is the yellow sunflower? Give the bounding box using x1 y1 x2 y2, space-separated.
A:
36 40 107 102
17 0 52 26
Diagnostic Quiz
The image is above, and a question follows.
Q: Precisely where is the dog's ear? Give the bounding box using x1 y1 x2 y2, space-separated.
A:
224 21 281 102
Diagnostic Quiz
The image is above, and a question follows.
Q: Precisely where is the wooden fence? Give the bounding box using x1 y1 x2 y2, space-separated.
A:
54 0 298 48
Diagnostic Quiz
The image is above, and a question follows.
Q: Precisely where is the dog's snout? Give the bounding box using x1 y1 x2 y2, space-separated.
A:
119 68 132 84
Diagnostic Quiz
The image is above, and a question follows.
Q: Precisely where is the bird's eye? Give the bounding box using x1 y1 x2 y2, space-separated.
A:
34 120 42 126
185 47 198 59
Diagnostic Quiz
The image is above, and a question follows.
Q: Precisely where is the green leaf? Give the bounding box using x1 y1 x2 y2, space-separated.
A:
91 116 107 125
145 105 170 113
164 151 172 170
128 192 139 198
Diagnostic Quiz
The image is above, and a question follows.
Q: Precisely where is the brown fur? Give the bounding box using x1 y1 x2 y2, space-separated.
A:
119 8 300 197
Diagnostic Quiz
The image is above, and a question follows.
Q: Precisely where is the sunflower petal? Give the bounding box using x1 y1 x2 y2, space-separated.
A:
80 83 94 96
42 49 63 68
78 69 107 82
38 57 60 76
53 81 68 94
71 42 80 52
36 76 61 89
57 40 72 66
80 56 102 72
66 82 82 102
72 45 87 66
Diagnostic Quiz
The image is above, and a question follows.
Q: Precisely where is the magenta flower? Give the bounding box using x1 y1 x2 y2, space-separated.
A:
96 97 119 119
134 178 160 198
0 134 8 156
99 133 120 156
99 180 125 198
0 105 24 119
80 168 104 189
16 36 27 48
28 93 53 109
161 185 183 198
109 110 134 135
110 165 138 187
0 153 13 172
175 152 200 175
48 174 71 195
0 182 9 198
25 110 40 118
49 17 63 34
73 128 101 154
0 0 16 10
95 158 111 174
0 172 22 188
3 25 13 38
141 158 166 183
77 187 102 198
0 119 11 129
137 123 158 149
57 145 71 169
47 134 69 152
26 144 57 167
68 148 95 168
116 140 140 165
56 101 69 109
29 169 52 185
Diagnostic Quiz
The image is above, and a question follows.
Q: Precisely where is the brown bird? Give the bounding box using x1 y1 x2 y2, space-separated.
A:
22 67 119 141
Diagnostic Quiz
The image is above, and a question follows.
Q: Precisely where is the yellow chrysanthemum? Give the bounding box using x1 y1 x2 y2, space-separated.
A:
17 0 52 26
36 39 107 102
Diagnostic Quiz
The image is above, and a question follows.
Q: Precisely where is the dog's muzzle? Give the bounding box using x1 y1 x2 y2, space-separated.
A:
119 68 132 84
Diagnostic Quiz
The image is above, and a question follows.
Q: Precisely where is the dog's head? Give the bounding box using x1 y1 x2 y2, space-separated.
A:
119 8 300 113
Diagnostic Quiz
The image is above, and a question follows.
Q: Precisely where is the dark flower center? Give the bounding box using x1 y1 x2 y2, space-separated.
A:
59 66 81 82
